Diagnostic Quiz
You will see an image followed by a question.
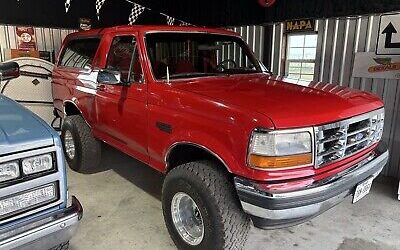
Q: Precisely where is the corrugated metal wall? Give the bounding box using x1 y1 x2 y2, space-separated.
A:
233 26 265 62
0 25 76 62
267 15 400 178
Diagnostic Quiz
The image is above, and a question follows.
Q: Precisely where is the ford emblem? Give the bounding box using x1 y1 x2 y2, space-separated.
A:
355 133 364 141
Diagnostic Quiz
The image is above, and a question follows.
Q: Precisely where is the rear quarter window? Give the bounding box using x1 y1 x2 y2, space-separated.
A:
59 38 100 69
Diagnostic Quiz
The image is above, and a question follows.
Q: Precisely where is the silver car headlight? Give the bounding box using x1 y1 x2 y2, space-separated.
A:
248 129 313 170
0 161 20 182
22 154 53 175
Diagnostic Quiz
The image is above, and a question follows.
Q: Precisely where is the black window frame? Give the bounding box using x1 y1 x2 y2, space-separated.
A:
58 36 101 69
285 33 318 81
105 35 143 84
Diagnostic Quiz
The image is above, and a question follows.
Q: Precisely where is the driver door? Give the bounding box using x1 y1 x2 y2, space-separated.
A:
95 34 148 163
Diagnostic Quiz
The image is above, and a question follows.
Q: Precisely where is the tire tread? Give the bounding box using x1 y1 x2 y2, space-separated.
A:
62 115 101 171
49 241 69 250
163 161 250 250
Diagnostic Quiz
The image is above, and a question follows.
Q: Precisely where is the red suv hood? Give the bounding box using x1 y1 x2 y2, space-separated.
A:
173 74 384 129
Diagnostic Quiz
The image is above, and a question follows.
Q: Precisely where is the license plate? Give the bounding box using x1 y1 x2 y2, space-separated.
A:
353 177 374 203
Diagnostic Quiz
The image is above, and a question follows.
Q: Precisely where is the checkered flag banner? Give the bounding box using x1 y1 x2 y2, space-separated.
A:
128 3 146 25
95 0 107 20
65 0 72 13
166 16 175 26
180 21 190 26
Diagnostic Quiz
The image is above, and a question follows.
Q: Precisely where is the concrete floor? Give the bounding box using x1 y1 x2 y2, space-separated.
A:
68 145 400 250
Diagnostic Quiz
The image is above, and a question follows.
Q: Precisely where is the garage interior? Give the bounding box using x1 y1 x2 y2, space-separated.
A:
0 0 399 249
66 145 399 250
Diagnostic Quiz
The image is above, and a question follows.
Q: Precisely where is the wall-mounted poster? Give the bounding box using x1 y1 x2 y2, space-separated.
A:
16 26 37 50
79 18 92 31
352 52 400 79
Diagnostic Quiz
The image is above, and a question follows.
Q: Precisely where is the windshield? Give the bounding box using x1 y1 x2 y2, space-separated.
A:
146 32 265 80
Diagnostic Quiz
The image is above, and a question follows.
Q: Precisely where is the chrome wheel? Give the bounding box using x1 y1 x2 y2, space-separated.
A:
171 192 204 246
64 130 76 159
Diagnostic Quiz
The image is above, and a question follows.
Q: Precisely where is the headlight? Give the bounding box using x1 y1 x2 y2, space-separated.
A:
22 154 53 175
0 161 20 182
248 130 313 170
0 183 57 219
370 112 385 143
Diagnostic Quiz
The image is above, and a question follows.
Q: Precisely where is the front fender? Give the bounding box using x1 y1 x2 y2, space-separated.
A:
161 128 257 178
165 132 236 173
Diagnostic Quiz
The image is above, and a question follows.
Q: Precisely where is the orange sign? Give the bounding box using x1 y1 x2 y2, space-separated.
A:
11 49 40 59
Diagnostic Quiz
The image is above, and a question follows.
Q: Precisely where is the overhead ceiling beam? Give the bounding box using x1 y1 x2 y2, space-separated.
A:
0 0 399 29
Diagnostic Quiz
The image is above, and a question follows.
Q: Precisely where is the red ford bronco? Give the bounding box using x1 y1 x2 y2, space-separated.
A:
52 25 388 250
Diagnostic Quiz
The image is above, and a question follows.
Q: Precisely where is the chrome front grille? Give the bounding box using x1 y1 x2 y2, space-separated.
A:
0 146 63 225
315 109 385 167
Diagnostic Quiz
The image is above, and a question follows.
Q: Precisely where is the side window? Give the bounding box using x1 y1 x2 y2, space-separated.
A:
285 34 318 81
106 36 143 83
60 38 100 69
216 41 255 69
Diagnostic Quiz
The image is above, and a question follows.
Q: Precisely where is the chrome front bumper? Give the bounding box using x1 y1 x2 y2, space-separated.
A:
235 147 389 229
0 196 83 250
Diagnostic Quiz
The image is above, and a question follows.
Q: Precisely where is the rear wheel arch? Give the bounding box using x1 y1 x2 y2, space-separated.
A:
165 142 233 174
64 100 82 116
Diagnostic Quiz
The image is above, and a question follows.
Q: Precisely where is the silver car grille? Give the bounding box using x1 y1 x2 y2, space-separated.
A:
315 109 385 167
0 146 63 225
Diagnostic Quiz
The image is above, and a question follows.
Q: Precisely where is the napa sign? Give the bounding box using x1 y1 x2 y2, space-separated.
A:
285 19 315 33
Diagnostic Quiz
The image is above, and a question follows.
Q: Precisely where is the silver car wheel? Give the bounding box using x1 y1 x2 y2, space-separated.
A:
64 130 76 159
171 192 205 246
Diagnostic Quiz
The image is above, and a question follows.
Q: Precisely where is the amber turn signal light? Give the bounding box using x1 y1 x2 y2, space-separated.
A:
249 153 312 169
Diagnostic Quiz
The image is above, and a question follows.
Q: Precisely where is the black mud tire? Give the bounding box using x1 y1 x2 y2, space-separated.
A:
61 115 101 172
49 241 69 250
162 161 251 250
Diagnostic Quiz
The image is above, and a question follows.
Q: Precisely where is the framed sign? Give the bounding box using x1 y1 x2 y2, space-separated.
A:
376 13 400 55
352 52 400 79
285 19 315 33
16 26 37 50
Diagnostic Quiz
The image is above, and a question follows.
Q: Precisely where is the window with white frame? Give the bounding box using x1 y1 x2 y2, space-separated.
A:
286 34 318 81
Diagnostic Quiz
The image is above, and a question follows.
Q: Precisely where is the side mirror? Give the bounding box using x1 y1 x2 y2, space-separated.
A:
97 69 122 85
0 62 20 81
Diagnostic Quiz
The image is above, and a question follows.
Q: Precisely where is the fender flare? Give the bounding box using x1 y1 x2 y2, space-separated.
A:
165 141 233 173
63 99 82 116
